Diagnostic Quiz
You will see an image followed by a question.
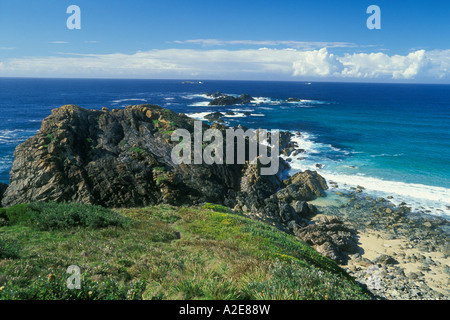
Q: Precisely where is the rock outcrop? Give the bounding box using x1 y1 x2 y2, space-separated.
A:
207 93 254 106
295 215 359 264
1 104 343 260
2 104 327 213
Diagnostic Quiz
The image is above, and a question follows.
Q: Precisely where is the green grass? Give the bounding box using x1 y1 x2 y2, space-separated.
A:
129 147 143 154
0 202 370 300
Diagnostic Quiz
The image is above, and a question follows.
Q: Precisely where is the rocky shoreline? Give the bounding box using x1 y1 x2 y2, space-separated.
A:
1 103 448 300
308 188 450 300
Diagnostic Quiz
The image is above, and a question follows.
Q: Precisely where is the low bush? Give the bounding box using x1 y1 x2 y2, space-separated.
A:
0 237 20 259
0 272 146 300
2 202 131 231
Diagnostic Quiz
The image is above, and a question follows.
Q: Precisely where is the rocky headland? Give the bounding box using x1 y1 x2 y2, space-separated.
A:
2 104 349 255
1 103 448 300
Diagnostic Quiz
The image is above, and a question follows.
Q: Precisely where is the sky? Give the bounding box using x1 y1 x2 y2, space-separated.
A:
1 0 450 83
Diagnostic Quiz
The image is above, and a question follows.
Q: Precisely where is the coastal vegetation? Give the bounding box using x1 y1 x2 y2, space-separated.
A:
0 202 369 300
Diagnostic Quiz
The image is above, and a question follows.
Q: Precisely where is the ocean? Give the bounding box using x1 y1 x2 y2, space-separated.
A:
1 78 449 218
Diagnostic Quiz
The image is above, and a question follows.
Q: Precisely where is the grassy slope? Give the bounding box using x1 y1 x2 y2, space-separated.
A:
0 202 369 300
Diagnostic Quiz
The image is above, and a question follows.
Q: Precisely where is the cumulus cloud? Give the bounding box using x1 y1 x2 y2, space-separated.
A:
292 48 343 77
0 46 449 82
338 50 430 79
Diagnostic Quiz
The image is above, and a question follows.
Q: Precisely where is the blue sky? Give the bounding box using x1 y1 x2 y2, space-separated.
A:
1 0 450 82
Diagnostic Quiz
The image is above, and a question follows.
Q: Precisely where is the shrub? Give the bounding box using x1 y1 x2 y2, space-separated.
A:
4 204 33 225
202 203 233 214
27 202 132 231
0 272 146 300
2 202 131 231
0 237 20 259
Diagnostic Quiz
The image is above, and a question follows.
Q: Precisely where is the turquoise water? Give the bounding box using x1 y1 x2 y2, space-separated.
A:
1 78 449 217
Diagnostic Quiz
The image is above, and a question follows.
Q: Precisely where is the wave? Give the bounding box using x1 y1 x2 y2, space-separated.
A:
370 153 405 158
223 112 246 118
0 129 37 144
182 94 213 100
111 98 147 104
231 108 255 112
185 112 210 121
188 101 211 107
280 131 450 218
250 97 272 105
320 172 450 217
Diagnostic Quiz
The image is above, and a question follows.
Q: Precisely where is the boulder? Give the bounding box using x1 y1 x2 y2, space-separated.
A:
373 254 399 265
295 215 359 264
204 112 224 123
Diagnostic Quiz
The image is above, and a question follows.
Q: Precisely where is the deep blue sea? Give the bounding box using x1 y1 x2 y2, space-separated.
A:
1 78 449 218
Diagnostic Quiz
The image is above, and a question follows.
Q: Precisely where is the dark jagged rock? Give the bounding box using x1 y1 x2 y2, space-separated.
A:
208 93 254 106
285 98 303 102
295 215 359 264
2 105 244 208
204 112 225 123
2 104 327 215
0 183 8 207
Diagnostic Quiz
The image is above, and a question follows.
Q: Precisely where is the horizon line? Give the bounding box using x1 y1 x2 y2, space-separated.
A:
1 76 449 86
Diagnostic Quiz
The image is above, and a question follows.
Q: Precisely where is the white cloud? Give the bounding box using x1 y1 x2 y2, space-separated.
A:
292 48 343 77
339 50 430 79
1 47 449 82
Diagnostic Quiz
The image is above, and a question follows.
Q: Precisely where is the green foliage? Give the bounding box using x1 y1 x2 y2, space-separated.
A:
0 272 146 300
155 175 168 186
202 203 233 213
1 202 131 231
0 203 368 300
242 261 365 300
4 204 34 225
26 202 132 231
162 130 174 136
129 147 143 154
0 237 20 259
86 138 93 143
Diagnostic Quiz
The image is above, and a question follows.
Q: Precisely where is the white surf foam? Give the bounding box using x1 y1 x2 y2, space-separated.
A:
188 101 211 107
0 129 36 144
111 98 147 104
321 172 450 217
186 112 211 121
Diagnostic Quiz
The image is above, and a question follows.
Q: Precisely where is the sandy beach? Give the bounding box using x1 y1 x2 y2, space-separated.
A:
347 229 449 298
310 189 449 299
